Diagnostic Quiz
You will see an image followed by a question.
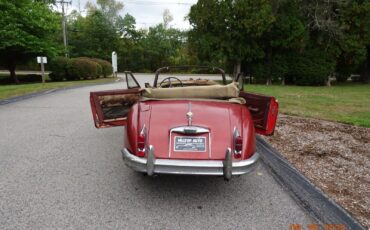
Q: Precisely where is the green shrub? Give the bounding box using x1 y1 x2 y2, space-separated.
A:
250 55 289 84
49 56 69 81
335 61 355 82
271 55 289 82
18 74 42 82
288 49 335 86
91 58 113 77
96 63 103 77
66 58 100 80
251 62 270 84
335 73 349 82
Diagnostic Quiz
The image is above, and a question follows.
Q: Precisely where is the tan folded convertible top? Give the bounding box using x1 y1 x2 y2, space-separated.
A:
141 82 245 104
142 82 239 99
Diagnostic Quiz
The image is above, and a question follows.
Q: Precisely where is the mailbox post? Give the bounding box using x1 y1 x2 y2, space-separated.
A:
112 51 117 77
37 56 47 84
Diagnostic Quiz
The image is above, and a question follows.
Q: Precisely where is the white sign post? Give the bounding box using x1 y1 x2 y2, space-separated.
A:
112 51 117 77
37 56 47 83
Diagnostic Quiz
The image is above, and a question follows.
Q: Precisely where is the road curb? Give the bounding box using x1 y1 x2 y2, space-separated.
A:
256 136 365 230
0 79 122 106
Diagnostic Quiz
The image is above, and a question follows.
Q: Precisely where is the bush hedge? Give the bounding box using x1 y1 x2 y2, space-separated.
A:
251 49 336 86
290 50 335 86
49 56 69 81
66 58 100 80
91 58 113 77
48 57 112 81
0 74 43 84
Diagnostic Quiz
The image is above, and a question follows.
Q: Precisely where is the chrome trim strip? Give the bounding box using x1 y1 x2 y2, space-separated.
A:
121 148 260 177
171 126 209 134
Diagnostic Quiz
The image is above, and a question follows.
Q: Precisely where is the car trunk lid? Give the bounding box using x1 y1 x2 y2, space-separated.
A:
144 100 240 160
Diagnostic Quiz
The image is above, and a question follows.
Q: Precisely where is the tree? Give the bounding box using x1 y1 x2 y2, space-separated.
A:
0 0 61 83
117 13 138 39
68 10 119 59
336 1 370 83
86 0 124 25
139 24 186 70
188 0 275 76
69 0 125 60
299 0 370 85
163 9 174 28
259 0 307 85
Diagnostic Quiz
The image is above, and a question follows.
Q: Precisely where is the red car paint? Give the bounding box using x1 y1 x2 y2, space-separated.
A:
89 69 278 165
125 100 256 160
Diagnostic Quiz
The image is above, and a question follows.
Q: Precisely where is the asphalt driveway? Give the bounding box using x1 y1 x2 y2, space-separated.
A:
0 74 315 229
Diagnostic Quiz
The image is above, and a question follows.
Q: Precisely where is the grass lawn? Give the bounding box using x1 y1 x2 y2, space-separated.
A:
244 83 370 128
0 76 116 100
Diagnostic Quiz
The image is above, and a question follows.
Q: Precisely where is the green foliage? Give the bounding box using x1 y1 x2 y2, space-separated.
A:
91 59 112 77
188 0 275 69
289 50 336 86
251 54 290 84
66 58 100 80
0 74 43 84
335 1 370 82
2 0 368 86
335 73 350 83
251 63 269 84
68 10 118 60
271 55 289 80
20 74 43 82
0 0 61 83
49 57 69 81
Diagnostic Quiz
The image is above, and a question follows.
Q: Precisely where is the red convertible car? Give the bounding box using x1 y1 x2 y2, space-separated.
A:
90 66 278 180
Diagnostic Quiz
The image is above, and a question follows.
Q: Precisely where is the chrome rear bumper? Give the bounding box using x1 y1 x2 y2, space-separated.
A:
121 146 260 179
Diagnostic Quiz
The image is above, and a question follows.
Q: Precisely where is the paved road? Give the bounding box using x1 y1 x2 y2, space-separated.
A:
0 74 314 229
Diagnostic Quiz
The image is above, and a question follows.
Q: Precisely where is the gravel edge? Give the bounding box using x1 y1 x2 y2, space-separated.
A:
256 136 366 230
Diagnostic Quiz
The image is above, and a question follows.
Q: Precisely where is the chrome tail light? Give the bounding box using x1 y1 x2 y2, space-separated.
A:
137 125 146 157
233 128 242 159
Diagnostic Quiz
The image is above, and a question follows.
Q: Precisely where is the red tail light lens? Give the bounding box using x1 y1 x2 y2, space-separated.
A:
234 136 243 158
137 131 146 157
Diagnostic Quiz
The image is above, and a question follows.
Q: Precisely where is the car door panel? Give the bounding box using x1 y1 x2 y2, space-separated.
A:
240 92 278 136
90 88 141 128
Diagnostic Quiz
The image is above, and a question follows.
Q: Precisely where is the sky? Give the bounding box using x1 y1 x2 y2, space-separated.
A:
63 0 197 30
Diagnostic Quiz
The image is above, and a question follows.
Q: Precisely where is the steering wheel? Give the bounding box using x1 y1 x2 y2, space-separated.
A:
159 77 184 88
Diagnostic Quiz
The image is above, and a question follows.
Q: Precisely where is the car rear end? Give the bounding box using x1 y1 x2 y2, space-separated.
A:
122 99 260 180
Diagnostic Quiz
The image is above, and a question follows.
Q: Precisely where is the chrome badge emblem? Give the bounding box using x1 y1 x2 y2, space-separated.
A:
186 102 193 126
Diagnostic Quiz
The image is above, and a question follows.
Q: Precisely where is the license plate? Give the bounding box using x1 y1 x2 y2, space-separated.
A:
174 136 206 152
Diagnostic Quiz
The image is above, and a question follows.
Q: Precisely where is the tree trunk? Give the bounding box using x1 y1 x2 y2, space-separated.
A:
326 74 331 87
281 76 285 85
361 48 369 83
266 47 272 86
233 60 241 79
8 60 18 84
362 67 370 83
266 78 272 85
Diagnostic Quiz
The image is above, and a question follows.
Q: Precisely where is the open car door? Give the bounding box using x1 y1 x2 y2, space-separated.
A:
90 72 141 128
240 92 279 136
90 88 141 128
